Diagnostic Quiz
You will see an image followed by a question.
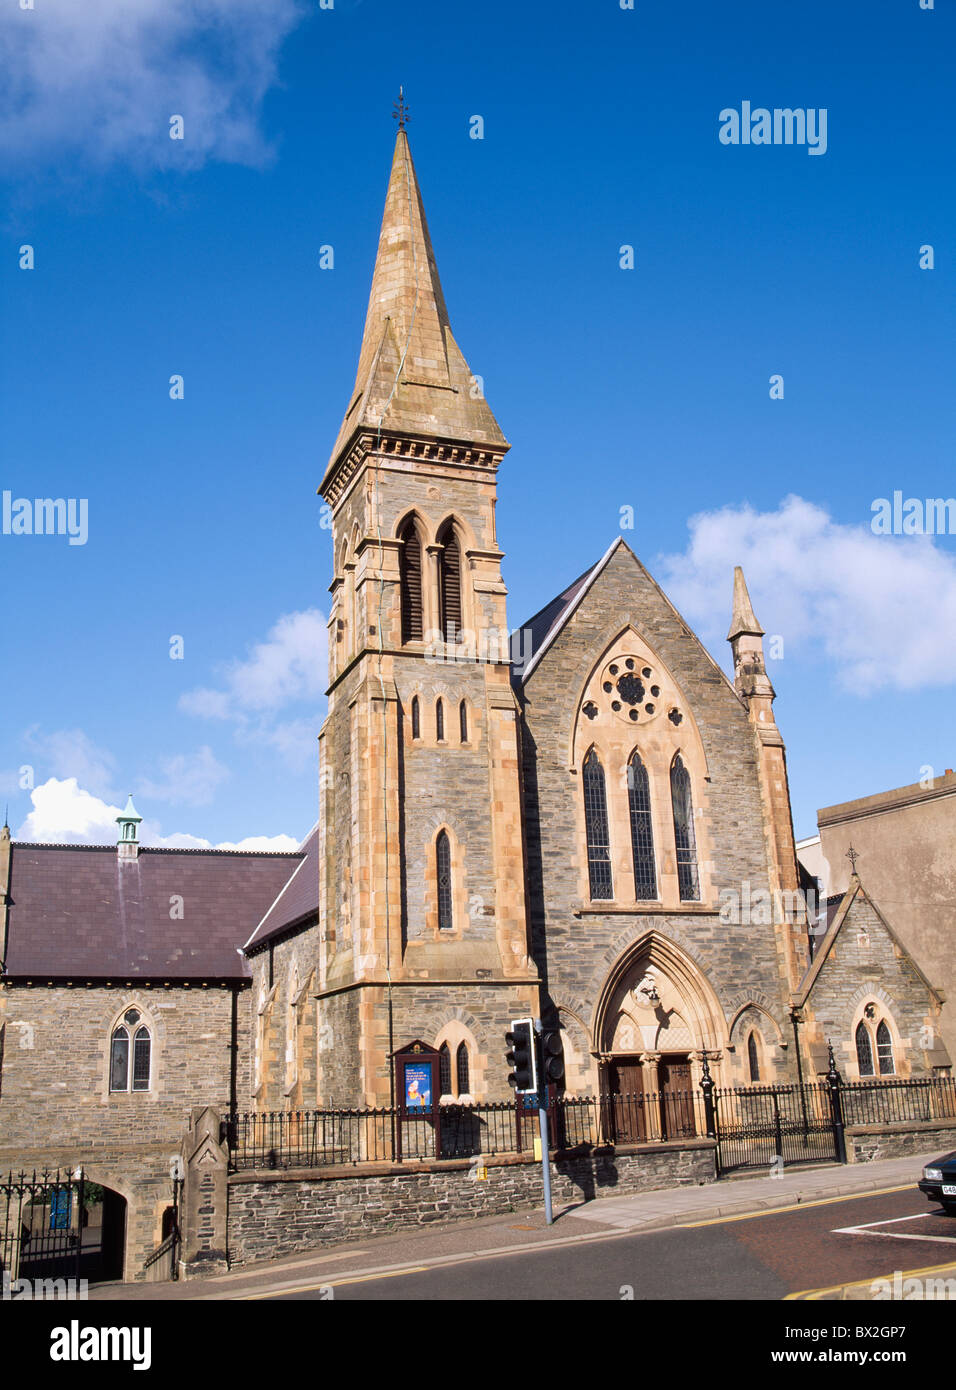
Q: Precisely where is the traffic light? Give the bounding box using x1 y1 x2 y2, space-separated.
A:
505 1018 538 1094
540 1030 565 1085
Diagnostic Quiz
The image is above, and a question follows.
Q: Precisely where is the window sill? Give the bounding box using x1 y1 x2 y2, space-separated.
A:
574 903 719 916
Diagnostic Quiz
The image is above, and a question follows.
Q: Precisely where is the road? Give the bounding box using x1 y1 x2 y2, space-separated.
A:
249 1187 956 1301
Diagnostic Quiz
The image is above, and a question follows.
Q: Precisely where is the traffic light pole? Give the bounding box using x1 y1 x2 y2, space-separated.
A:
537 1098 553 1226
506 1017 555 1226
533 1019 554 1225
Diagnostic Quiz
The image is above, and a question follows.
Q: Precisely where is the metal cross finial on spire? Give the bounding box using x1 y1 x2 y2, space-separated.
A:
393 86 409 131
846 845 860 874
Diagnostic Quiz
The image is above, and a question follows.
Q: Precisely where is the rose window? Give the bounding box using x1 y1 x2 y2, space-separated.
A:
581 654 683 728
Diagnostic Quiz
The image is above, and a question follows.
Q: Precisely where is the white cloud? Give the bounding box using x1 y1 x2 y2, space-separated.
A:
22 726 117 799
0 0 303 174
15 776 296 850
180 609 327 768
137 745 229 807
657 495 956 692
18 778 121 844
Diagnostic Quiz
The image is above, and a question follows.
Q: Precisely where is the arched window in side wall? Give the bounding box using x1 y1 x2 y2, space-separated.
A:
411 696 420 740
876 1020 895 1075
436 698 445 742
670 754 700 901
856 1021 875 1077
627 751 657 900
439 1044 452 1096
110 1008 151 1092
110 1027 129 1092
398 519 423 642
437 522 462 642
582 749 613 900
747 1031 761 1083
459 699 468 743
437 830 453 931
456 1042 470 1097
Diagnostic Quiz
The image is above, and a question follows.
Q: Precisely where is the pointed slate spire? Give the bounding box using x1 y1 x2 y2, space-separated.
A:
727 565 765 641
325 128 506 479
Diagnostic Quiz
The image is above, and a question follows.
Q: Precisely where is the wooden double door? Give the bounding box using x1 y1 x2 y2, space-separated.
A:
607 1054 697 1143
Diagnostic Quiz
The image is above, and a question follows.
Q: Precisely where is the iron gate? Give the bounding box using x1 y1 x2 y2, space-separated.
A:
712 1083 839 1176
1 1170 86 1283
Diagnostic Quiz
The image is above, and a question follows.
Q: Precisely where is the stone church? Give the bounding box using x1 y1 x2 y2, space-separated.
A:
1 122 949 1280
243 123 948 1112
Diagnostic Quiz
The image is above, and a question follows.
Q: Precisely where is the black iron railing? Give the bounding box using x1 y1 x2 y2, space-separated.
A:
1 1169 86 1281
841 1074 956 1127
224 1091 706 1171
222 1074 956 1174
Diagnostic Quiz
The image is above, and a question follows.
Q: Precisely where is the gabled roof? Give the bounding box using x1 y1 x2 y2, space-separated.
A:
793 874 942 1010
3 843 302 981
511 538 621 681
512 538 742 705
322 130 506 485
243 822 320 955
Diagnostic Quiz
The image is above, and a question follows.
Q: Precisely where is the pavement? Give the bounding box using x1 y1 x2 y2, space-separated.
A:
88 1149 955 1301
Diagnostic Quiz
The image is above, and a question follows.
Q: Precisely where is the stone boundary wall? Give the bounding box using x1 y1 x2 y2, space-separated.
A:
848 1121 956 1164
226 1139 717 1266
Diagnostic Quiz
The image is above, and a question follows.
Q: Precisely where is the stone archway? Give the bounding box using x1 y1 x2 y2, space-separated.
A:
593 931 728 1139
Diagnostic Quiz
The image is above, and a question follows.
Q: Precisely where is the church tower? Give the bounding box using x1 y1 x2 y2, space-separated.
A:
316 118 539 1106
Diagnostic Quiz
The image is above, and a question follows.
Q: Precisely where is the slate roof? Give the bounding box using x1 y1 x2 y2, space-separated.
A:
3 843 303 981
511 539 620 682
242 823 320 955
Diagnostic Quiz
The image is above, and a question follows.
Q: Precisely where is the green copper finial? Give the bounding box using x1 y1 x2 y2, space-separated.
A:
116 793 142 846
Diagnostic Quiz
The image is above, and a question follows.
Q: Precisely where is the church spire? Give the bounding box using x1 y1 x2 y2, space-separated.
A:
323 125 506 482
727 566 775 705
727 565 765 642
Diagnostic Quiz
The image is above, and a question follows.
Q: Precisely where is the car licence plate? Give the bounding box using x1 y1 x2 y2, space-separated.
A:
942 1184 956 1195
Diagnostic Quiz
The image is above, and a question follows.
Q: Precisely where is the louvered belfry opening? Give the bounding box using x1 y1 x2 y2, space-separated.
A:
437 522 462 642
399 519 424 642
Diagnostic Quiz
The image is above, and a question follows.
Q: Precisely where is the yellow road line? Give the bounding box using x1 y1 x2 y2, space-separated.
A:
240 1266 430 1300
678 1184 914 1228
786 1259 956 1301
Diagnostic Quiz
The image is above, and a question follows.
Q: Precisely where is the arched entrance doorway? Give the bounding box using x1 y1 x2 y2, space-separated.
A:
71 1182 127 1283
594 932 726 1143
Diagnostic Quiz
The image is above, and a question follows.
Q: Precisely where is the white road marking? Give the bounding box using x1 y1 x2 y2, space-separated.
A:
834 1211 956 1245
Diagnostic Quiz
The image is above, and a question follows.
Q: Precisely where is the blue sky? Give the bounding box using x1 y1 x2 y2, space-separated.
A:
2 0 954 849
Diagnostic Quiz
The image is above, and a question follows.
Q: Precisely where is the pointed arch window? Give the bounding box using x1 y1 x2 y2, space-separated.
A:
856 1021 874 1077
582 749 613 900
670 754 700 901
436 698 445 742
456 1043 470 1097
110 1009 151 1092
459 699 468 743
437 522 462 643
411 696 420 740
627 751 657 900
876 1020 895 1075
747 1032 761 1083
436 830 453 930
399 519 423 643
439 1044 452 1096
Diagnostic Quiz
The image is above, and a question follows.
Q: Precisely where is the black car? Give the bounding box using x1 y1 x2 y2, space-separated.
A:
918 1151 956 1215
